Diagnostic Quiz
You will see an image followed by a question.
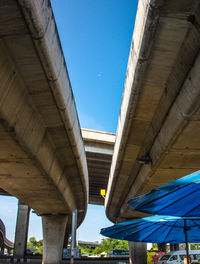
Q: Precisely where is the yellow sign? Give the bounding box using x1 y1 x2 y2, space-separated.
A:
100 189 106 196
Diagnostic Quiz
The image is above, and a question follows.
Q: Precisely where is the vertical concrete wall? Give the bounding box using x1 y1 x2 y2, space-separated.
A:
42 215 68 264
14 201 30 259
129 242 147 264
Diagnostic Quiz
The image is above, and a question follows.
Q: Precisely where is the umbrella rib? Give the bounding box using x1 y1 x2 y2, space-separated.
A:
162 220 178 242
109 221 156 238
137 183 192 208
154 185 200 215
191 219 200 228
182 197 200 216
143 219 184 242
101 221 142 237
125 223 164 242
102 217 200 244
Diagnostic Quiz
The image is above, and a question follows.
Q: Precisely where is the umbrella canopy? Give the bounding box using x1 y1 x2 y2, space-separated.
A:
128 170 200 217
100 215 200 244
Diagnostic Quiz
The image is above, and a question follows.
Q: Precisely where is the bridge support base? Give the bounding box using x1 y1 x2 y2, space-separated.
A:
42 215 68 264
129 242 147 264
14 201 30 259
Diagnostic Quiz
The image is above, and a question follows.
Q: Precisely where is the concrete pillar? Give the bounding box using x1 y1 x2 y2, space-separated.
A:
42 214 68 264
129 242 147 264
14 201 30 259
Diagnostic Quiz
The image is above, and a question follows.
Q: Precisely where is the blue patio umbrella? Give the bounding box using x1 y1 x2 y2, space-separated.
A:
128 170 200 217
100 215 200 264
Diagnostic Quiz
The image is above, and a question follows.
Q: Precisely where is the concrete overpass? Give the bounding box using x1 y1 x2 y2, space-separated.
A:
1 0 199 263
0 0 88 263
105 0 200 223
82 129 115 205
0 128 115 260
0 128 115 205
0 219 13 252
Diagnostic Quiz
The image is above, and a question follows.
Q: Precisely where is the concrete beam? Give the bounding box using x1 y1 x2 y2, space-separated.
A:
105 0 166 221
82 129 115 145
85 142 114 156
82 129 115 205
105 0 200 222
120 34 200 217
0 0 88 230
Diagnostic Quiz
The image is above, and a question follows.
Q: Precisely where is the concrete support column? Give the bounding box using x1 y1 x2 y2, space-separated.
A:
42 214 68 264
129 242 147 264
14 201 30 259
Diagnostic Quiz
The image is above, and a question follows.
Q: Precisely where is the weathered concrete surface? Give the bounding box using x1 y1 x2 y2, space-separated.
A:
105 0 200 222
42 215 68 264
82 129 115 205
0 0 88 227
14 201 30 259
129 242 147 264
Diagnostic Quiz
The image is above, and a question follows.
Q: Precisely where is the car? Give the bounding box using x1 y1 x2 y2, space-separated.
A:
158 250 200 264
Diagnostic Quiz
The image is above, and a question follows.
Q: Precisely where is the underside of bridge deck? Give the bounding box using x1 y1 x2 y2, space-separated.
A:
0 0 88 230
105 0 200 223
82 129 115 205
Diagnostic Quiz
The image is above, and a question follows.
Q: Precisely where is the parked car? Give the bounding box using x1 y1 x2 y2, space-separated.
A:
158 250 200 264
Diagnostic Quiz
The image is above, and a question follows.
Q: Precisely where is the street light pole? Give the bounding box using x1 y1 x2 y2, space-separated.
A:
70 209 77 264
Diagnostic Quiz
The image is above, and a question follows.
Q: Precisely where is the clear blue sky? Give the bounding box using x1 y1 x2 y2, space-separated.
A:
51 0 138 132
0 0 138 242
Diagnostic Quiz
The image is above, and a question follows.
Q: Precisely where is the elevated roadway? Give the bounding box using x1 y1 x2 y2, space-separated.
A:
0 1 88 262
82 129 115 205
0 129 115 206
105 0 200 223
0 219 13 250
0 0 88 225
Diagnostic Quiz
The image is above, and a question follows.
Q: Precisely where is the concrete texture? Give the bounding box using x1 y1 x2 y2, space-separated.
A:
0 0 88 228
42 215 68 264
129 242 147 264
14 202 30 259
82 129 115 205
105 0 200 222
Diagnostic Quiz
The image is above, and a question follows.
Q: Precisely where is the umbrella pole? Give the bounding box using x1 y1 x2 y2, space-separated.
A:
184 220 190 264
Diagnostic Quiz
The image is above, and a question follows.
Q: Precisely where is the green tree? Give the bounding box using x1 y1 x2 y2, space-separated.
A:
27 237 37 248
78 245 94 255
94 238 129 255
27 237 43 255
